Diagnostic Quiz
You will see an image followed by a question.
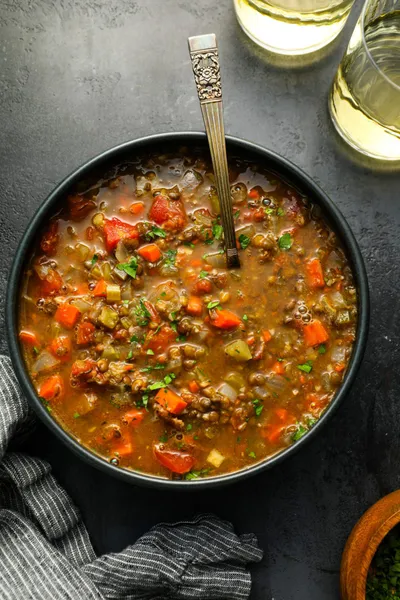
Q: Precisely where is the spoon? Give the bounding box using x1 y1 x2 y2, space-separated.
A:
188 34 240 269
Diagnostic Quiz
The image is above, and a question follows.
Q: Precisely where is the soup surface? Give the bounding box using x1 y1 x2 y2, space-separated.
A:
19 149 357 480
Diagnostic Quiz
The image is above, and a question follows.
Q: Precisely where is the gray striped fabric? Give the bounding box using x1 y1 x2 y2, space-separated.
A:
0 356 263 599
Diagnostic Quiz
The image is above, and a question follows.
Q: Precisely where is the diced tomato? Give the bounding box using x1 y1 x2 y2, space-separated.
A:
40 269 63 295
149 194 186 231
155 387 187 415
68 195 97 221
305 393 329 415
76 322 95 346
19 330 39 347
144 326 175 354
186 296 203 316
122 409 145 427
306 259 325 288
49 336 72 361
153 444 194 474
210 309 242 330
92 279 107 297
248 188 260 199
103 217 139 252
193 278 212 295
40 221 59 255
138 243 162 262
303 320 329 347
55 303 81 329
39 375 65 403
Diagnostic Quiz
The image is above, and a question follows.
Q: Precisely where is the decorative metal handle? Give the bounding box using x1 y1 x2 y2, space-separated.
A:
188 34 240 269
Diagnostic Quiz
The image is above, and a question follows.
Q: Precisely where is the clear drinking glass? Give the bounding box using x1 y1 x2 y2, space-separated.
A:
233 0 355 55
329 0 400 161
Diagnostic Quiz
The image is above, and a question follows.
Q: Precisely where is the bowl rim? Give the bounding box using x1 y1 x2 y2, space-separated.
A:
6 131 370 489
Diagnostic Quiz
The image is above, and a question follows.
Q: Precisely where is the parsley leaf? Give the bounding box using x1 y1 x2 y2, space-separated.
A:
159 432 168 443
117 256 138 278
134 299 151 326
146 349 155 355
73 412 80 419
164 249 177 267
318 344 326 354
233 210 240 219
297 360 313 374
127 350 133 359
278 233 293 250
146 225 166 240
184 241 195 248
238 234 251 250
292 423 307 441
185 468 210 480
248 451 256 459
253 399 263 417
277 207 285 216
199 270 208 279
40 397 52 413
243 314 248 321
212 222 223 240
186 423 193 431
91 253 98 265
265 207 274 215
207 300 221 310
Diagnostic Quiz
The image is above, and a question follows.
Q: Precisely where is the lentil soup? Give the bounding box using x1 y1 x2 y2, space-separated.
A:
19 149 357 480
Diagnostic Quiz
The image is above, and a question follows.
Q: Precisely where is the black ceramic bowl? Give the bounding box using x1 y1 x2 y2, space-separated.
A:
6 132 369 489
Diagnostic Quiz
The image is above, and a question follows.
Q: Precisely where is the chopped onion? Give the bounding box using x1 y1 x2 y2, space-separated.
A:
32 351 60 375
218 382 237 402
115 240 129 264
204 252 226 269
252 386 270 400
121 286 132 301
235 224 255 239
266 374 287 393
330 291 346 309
71 298 92 313
331 344 347 363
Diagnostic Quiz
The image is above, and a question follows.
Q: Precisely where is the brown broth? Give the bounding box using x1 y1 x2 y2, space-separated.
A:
19 151 357 480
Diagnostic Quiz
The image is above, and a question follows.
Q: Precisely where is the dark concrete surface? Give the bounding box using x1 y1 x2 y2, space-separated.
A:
1 1 399 598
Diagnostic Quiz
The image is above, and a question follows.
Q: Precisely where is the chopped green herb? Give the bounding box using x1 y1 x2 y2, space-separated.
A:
130 335 140 343
248 451 256 459
233 210 240 219
146 225 166 240
277 207 285 216
207 300 221 310
73 412 80 419
318 344 327 354
134 299 151 326
186 423 193 431
243 314 248 321
122 299 129 305
164 249 177 267
199 270 208 279
307 417 317 428
236 436 241 443
292 423 307 441
91 253 98 265
278 232 293 250
238 234 251 250
366 524 400 599
40 397 52 413
176 335 186 342
33 346 40 355
127 350 133 360
265 207 274 215
140 364 165 372
171 322 178 332
184 241 195 248
117 256 138 279
136 394 149 409
147 373 176 391
297 360 313 374
146 349 155 355
277 358 284 362
212 222 223 240
252 399 263 417
159 432 168 443
193 435 199 440
204 238 214 246
184 468 210 480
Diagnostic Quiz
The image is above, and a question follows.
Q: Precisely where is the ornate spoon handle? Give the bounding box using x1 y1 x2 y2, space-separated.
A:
188 34 240 269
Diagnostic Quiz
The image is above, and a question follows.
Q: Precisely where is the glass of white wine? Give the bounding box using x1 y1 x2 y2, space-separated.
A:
329 0 400 161
233 0 355 55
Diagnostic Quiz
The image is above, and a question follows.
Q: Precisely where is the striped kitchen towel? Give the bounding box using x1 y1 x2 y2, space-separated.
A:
0 356 263 599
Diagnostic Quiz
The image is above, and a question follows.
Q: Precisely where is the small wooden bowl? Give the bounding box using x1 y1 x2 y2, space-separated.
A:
341 490 400 599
